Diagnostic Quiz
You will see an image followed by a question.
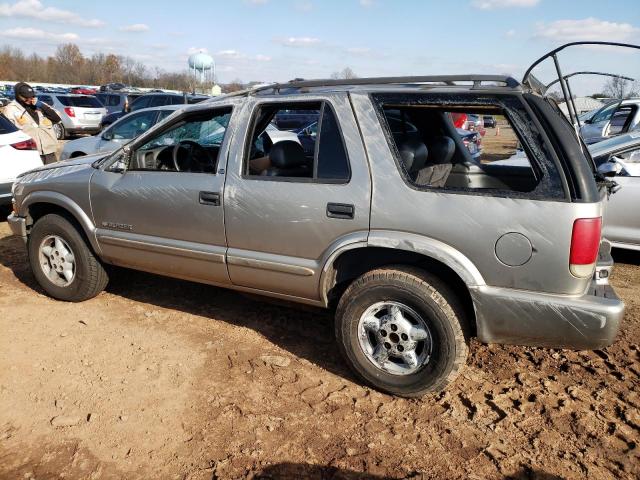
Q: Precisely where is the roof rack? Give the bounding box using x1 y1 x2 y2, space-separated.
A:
249 75 519 95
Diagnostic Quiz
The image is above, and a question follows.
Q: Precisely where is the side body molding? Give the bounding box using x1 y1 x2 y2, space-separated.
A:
367 230 486 286
19 190 101 253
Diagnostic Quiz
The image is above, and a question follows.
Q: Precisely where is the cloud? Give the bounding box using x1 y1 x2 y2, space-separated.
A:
535 17 640 42
255 54 272 62
120 23 150 33
294 0 313 12
359 0 373 6
471 0 539 9
275 36 321 47
0 26 78 41
0 0 104 27
187 47 209 55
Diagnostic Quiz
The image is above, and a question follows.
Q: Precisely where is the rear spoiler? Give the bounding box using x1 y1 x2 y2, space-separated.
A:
522 42 640 131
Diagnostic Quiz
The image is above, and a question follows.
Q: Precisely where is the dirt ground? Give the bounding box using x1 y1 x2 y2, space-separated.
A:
0 218 639 480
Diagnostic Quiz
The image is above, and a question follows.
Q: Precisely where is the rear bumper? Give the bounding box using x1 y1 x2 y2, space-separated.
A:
7 213 27 242
471 282 624 350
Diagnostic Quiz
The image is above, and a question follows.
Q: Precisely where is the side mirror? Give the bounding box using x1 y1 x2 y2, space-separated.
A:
101 129 113 141
597 159 623 178
106 147 130 174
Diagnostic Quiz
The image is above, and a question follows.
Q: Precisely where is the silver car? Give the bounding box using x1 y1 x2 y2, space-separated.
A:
60 105 180 160
8 74 624 397
580 98 640 144
591 132 640 250
36 93 107 139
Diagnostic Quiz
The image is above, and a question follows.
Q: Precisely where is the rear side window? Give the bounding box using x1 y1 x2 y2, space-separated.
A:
244 101 350 182
58 96 103 108
0 114 17 134
373 93 564 199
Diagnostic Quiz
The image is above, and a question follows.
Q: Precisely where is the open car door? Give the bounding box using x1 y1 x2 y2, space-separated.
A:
522 42 640 136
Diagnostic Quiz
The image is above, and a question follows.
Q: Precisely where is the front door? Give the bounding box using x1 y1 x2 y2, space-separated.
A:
90 106 234 285
224 96 371 300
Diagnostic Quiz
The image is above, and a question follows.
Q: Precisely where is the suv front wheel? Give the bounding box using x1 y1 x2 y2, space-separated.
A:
335 266 468 397
28 213 108 302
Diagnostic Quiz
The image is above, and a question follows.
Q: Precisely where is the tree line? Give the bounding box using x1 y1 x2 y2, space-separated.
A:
0 43 221 92
0 43 363 93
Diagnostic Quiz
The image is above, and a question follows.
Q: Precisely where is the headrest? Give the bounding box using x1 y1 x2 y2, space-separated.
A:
398 138 428 173
269 140 306 168
428 136 455 165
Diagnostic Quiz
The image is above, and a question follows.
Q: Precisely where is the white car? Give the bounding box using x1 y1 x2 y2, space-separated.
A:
0 114 43 206
60 105 180 161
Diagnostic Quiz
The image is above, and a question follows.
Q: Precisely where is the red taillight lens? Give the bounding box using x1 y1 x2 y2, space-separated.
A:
570 217 602 277
64 107 75 117
11 138 37 150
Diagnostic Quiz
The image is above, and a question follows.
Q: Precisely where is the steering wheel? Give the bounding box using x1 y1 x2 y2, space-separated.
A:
172 140 206 172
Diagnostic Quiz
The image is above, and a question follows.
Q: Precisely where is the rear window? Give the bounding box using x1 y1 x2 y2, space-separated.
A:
58 96 103 108
0 114 18 134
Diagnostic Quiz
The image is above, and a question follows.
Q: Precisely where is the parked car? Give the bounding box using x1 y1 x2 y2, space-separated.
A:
95 92 143 115
0 114 42 206
99 83 128 92
60 105 180 160
589 132 640 250
580 98 640 144
37 93 107 139
8 72 623 397
100 93 209 128
483 115 497 128
70 87 98 95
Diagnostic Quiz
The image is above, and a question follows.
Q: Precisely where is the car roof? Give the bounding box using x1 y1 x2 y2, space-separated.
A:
218 75 521 100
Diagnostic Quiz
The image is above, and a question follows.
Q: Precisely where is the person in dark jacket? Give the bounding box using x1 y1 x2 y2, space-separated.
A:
3 82 61 164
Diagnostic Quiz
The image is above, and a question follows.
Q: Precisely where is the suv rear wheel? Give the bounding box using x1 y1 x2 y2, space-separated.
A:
28 213 108 302
335 266 468 397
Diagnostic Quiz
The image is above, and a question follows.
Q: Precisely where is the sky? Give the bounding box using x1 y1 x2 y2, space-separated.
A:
0 0 639 93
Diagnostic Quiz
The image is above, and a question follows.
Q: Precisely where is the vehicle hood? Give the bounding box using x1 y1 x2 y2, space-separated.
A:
15 152 106 182
589 131 640 159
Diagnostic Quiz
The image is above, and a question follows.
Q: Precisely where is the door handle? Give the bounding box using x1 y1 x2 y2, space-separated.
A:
199 191 221 206
327 203 354 219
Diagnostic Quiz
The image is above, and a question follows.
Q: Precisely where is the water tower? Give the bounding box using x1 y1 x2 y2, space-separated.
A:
188 50 215 84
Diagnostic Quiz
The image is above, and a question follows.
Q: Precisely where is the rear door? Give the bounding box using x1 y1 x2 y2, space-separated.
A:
223 94 371 301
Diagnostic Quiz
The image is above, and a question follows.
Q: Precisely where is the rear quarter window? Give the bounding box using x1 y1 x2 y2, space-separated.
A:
372 92 566 200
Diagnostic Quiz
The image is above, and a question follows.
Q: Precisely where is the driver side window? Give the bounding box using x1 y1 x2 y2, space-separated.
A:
128 107 232 174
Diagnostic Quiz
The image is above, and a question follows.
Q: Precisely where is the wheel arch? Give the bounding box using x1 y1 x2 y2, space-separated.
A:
20 191 100 254
320 232 486 336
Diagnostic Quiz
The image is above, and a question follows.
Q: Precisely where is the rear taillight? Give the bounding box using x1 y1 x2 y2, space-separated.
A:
64 107 75 117
570 217 602 277
11 138 37 150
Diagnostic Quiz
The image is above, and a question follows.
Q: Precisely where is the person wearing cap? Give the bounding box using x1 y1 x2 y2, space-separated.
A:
3 82 61 164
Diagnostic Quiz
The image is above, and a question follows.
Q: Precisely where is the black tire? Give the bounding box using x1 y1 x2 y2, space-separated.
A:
335 266 468 397
53 123 65 140
28 214 108 302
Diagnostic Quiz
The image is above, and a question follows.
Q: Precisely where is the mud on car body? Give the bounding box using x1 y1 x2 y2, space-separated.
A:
8 70 624 397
